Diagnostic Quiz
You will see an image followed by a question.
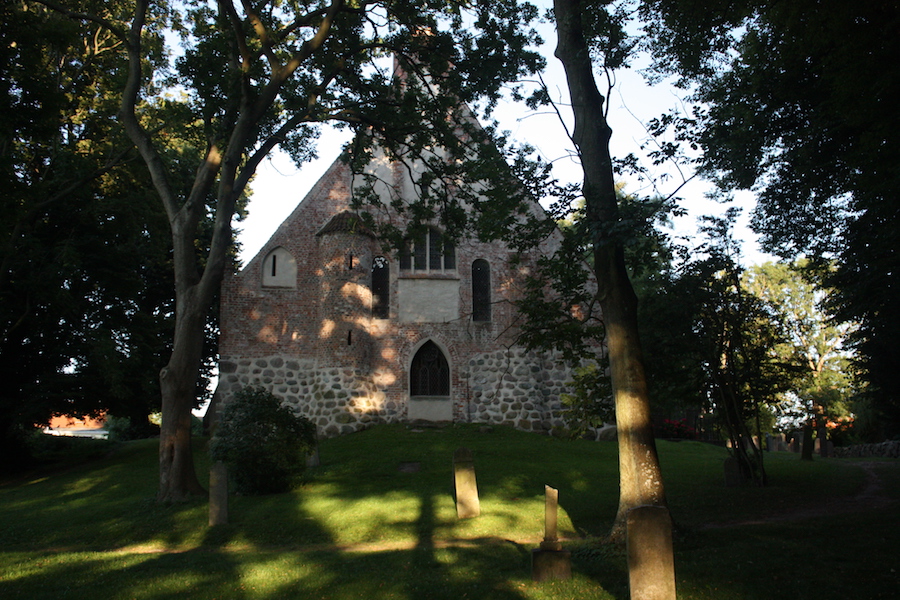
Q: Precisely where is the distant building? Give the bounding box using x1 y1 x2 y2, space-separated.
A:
44 413 108 438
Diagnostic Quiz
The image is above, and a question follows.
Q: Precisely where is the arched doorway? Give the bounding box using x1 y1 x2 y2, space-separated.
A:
408 340 452 421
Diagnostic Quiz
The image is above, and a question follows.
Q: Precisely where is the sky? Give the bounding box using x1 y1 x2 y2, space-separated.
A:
236 9 773 269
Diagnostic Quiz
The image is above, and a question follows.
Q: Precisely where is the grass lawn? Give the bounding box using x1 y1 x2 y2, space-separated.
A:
1 423 898 599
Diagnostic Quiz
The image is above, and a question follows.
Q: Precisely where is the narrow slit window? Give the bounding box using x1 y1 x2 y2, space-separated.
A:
472 259 491 322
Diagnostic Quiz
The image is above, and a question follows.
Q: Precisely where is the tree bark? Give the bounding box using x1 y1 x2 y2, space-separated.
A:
157 286 210 501
553 0 667 541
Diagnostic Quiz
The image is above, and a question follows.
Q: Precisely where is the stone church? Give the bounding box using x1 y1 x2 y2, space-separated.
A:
215 143 587 437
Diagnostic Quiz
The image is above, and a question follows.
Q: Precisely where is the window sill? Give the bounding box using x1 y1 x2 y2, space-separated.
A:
398 272 459 280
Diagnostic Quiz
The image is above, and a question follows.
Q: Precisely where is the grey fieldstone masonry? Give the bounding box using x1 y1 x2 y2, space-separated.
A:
466 347 570 432
218 356 402 437
218 347 574 437
832 440 900 458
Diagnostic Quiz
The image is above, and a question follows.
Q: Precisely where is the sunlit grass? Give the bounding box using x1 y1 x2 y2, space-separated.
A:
1 424 897 599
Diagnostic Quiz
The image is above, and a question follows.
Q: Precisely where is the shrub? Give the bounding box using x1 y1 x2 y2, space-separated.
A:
104 415 133 442
209 386 317 494
559 362 615 438
655 418 699 440
105 415 162 441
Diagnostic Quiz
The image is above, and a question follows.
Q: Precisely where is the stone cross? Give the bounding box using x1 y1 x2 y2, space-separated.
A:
453 447 480 519
627 505 676 600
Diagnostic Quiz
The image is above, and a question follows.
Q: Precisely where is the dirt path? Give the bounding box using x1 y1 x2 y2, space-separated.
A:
701 460 897 530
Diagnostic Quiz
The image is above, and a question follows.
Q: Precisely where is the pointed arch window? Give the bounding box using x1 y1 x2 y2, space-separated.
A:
410 340 450 396
472 259 491 322
371 256 390 319
399 228 455 272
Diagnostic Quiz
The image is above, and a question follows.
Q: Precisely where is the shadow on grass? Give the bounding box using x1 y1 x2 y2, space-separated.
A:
7 425 892 599
0 425 629 599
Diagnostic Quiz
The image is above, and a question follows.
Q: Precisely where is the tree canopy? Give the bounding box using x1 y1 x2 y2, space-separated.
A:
640 0 900 433
1 1 192 468
34 0 545 499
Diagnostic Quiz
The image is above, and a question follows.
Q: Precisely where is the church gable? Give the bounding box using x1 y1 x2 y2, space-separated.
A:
217 143 582 437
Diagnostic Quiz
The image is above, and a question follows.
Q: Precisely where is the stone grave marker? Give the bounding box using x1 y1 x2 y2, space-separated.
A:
627 505 676 600
531 485 571 581
306 444 320 468
453 447 480 519
723 456 748 487
209 460 229 526
774 433 787 452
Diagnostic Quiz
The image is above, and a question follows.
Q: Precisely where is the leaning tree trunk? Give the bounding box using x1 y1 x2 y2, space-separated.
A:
553 0 668 541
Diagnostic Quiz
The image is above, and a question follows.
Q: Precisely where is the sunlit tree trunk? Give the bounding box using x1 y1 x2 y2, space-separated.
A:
553 0 667 540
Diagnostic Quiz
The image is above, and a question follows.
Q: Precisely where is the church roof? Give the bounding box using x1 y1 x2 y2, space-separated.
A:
315 211 376 238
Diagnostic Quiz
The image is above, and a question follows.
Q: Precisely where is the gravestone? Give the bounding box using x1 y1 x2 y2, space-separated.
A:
453 447 480 519
306 444 320 468
816 439 833 458
627 505 676 600
723 456 748 487
209 460 229 526
531 485 571 581
775 433 787 452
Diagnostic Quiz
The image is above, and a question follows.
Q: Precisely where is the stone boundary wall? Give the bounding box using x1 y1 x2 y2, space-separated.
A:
832 440 900 458
218 347 576 437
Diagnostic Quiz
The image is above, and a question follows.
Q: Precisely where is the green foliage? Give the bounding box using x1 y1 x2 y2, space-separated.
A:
743 260 859 445
106 415 163 442
655 418 698 440
23 431 118 470
559 362 615 437
639 213 801 484
36 0 545 498
0 1 232 464
104 416 135 443
210 386 316 495
640 0 900 435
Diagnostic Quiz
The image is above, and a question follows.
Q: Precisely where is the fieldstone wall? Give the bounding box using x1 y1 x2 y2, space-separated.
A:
465 347 571 432
217 346 578 437
832 440 900 458
217 355 403 437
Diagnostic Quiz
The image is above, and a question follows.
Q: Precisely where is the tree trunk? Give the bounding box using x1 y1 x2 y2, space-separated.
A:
553 0 667 541
801 421 814 461
157 285 209 501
